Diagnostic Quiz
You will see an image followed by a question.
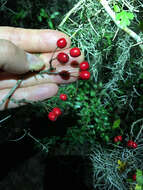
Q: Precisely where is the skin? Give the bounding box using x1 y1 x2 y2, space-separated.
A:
0 27 84 110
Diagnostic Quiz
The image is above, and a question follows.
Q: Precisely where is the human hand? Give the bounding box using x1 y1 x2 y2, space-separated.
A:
0 27 84 110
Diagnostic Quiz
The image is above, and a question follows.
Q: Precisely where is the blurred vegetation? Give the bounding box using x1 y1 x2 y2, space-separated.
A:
1 0 143 189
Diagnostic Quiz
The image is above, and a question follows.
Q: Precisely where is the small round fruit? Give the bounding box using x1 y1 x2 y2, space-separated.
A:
79 71 91 80
127 140 133 147
80 61 89 71
117 135 122 141
132 174 136 181
70 61 79 68
114 137 118 143
132 142 138 149
60 94 67 101
52 107 62 117
59 70 70 80
48 112 57 121
57 38 67 48
70 47 81 57
57 52 69 63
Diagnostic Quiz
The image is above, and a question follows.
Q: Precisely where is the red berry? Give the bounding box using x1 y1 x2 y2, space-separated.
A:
80 61 89 71
60 94 67 101
57 52 69 63
132 174 136 181
127 140 133 147
48 112 57 121
79 71 90 80
132 142 138 149
59 70 70 80
117 135 122 141
114 137 119 143
57 38 67 48
70 61 79 68
52 107 62 117
70 47 81 57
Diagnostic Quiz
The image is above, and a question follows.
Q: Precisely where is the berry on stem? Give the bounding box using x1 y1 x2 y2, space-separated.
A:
132 174 136 181
59 70 70 80
70 61 79 68
79 71 90 80
117 135 122 141
132 142 138 149
70 47 81 57
80 61 89 71
60 94 67 101
57 38 67 48
52 107 62 117
48 112 57 121
114 135 122 143
57 52 69 63
114 136 118 143
127 140 133 147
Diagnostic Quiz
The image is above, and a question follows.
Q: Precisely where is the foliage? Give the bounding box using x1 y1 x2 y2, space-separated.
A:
135 169 143 190
1 0 143 189
90 139 143 190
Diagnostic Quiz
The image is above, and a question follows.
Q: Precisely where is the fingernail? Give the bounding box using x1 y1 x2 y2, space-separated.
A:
26 53 45 71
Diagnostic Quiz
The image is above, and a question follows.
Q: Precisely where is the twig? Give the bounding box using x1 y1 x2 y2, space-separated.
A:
27 131 49 152
0 79 22 108
135 124 143 142
59 0 85 28
0 115 11 124
130 118 143 138
99 0 143 51
9 129 27 142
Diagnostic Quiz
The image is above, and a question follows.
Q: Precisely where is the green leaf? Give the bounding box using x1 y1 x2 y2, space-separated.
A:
137 169 143 177
114 5 120 13
135 184 142 190
116 10 134 27
38 15 42 22
136 170 143 186
112 119 120 129
50 12 60 19
47 20 54 29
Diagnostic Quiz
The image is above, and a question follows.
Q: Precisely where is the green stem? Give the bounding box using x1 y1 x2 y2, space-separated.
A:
27 131 49 152
0 79 22 108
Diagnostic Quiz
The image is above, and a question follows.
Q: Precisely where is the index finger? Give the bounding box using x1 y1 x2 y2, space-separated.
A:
0 27 71 53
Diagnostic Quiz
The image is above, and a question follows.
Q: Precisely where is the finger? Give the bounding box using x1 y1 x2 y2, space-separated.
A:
0 49 84 89
0 27 71 53
40 48 84 68
0 39 45 74
0 83 58 110
0 65 79 90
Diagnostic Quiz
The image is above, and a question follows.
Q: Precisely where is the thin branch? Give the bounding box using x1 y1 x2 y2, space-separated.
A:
0 79 22 108
59 0 85 28
0 115 11 124
27 131 49 152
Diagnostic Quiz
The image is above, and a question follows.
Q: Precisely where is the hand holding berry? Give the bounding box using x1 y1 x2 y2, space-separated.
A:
0 27 86 110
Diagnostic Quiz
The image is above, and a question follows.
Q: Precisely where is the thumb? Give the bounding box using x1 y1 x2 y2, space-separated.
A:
0 39 45 74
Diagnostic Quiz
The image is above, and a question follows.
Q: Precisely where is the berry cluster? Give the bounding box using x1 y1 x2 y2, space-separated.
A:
127 140 138 148
114 135 122 143
48 107 62 121
114 135 138 149
47 38 91 121
45 37 91 81
79 61 90 80
48 93 67 121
